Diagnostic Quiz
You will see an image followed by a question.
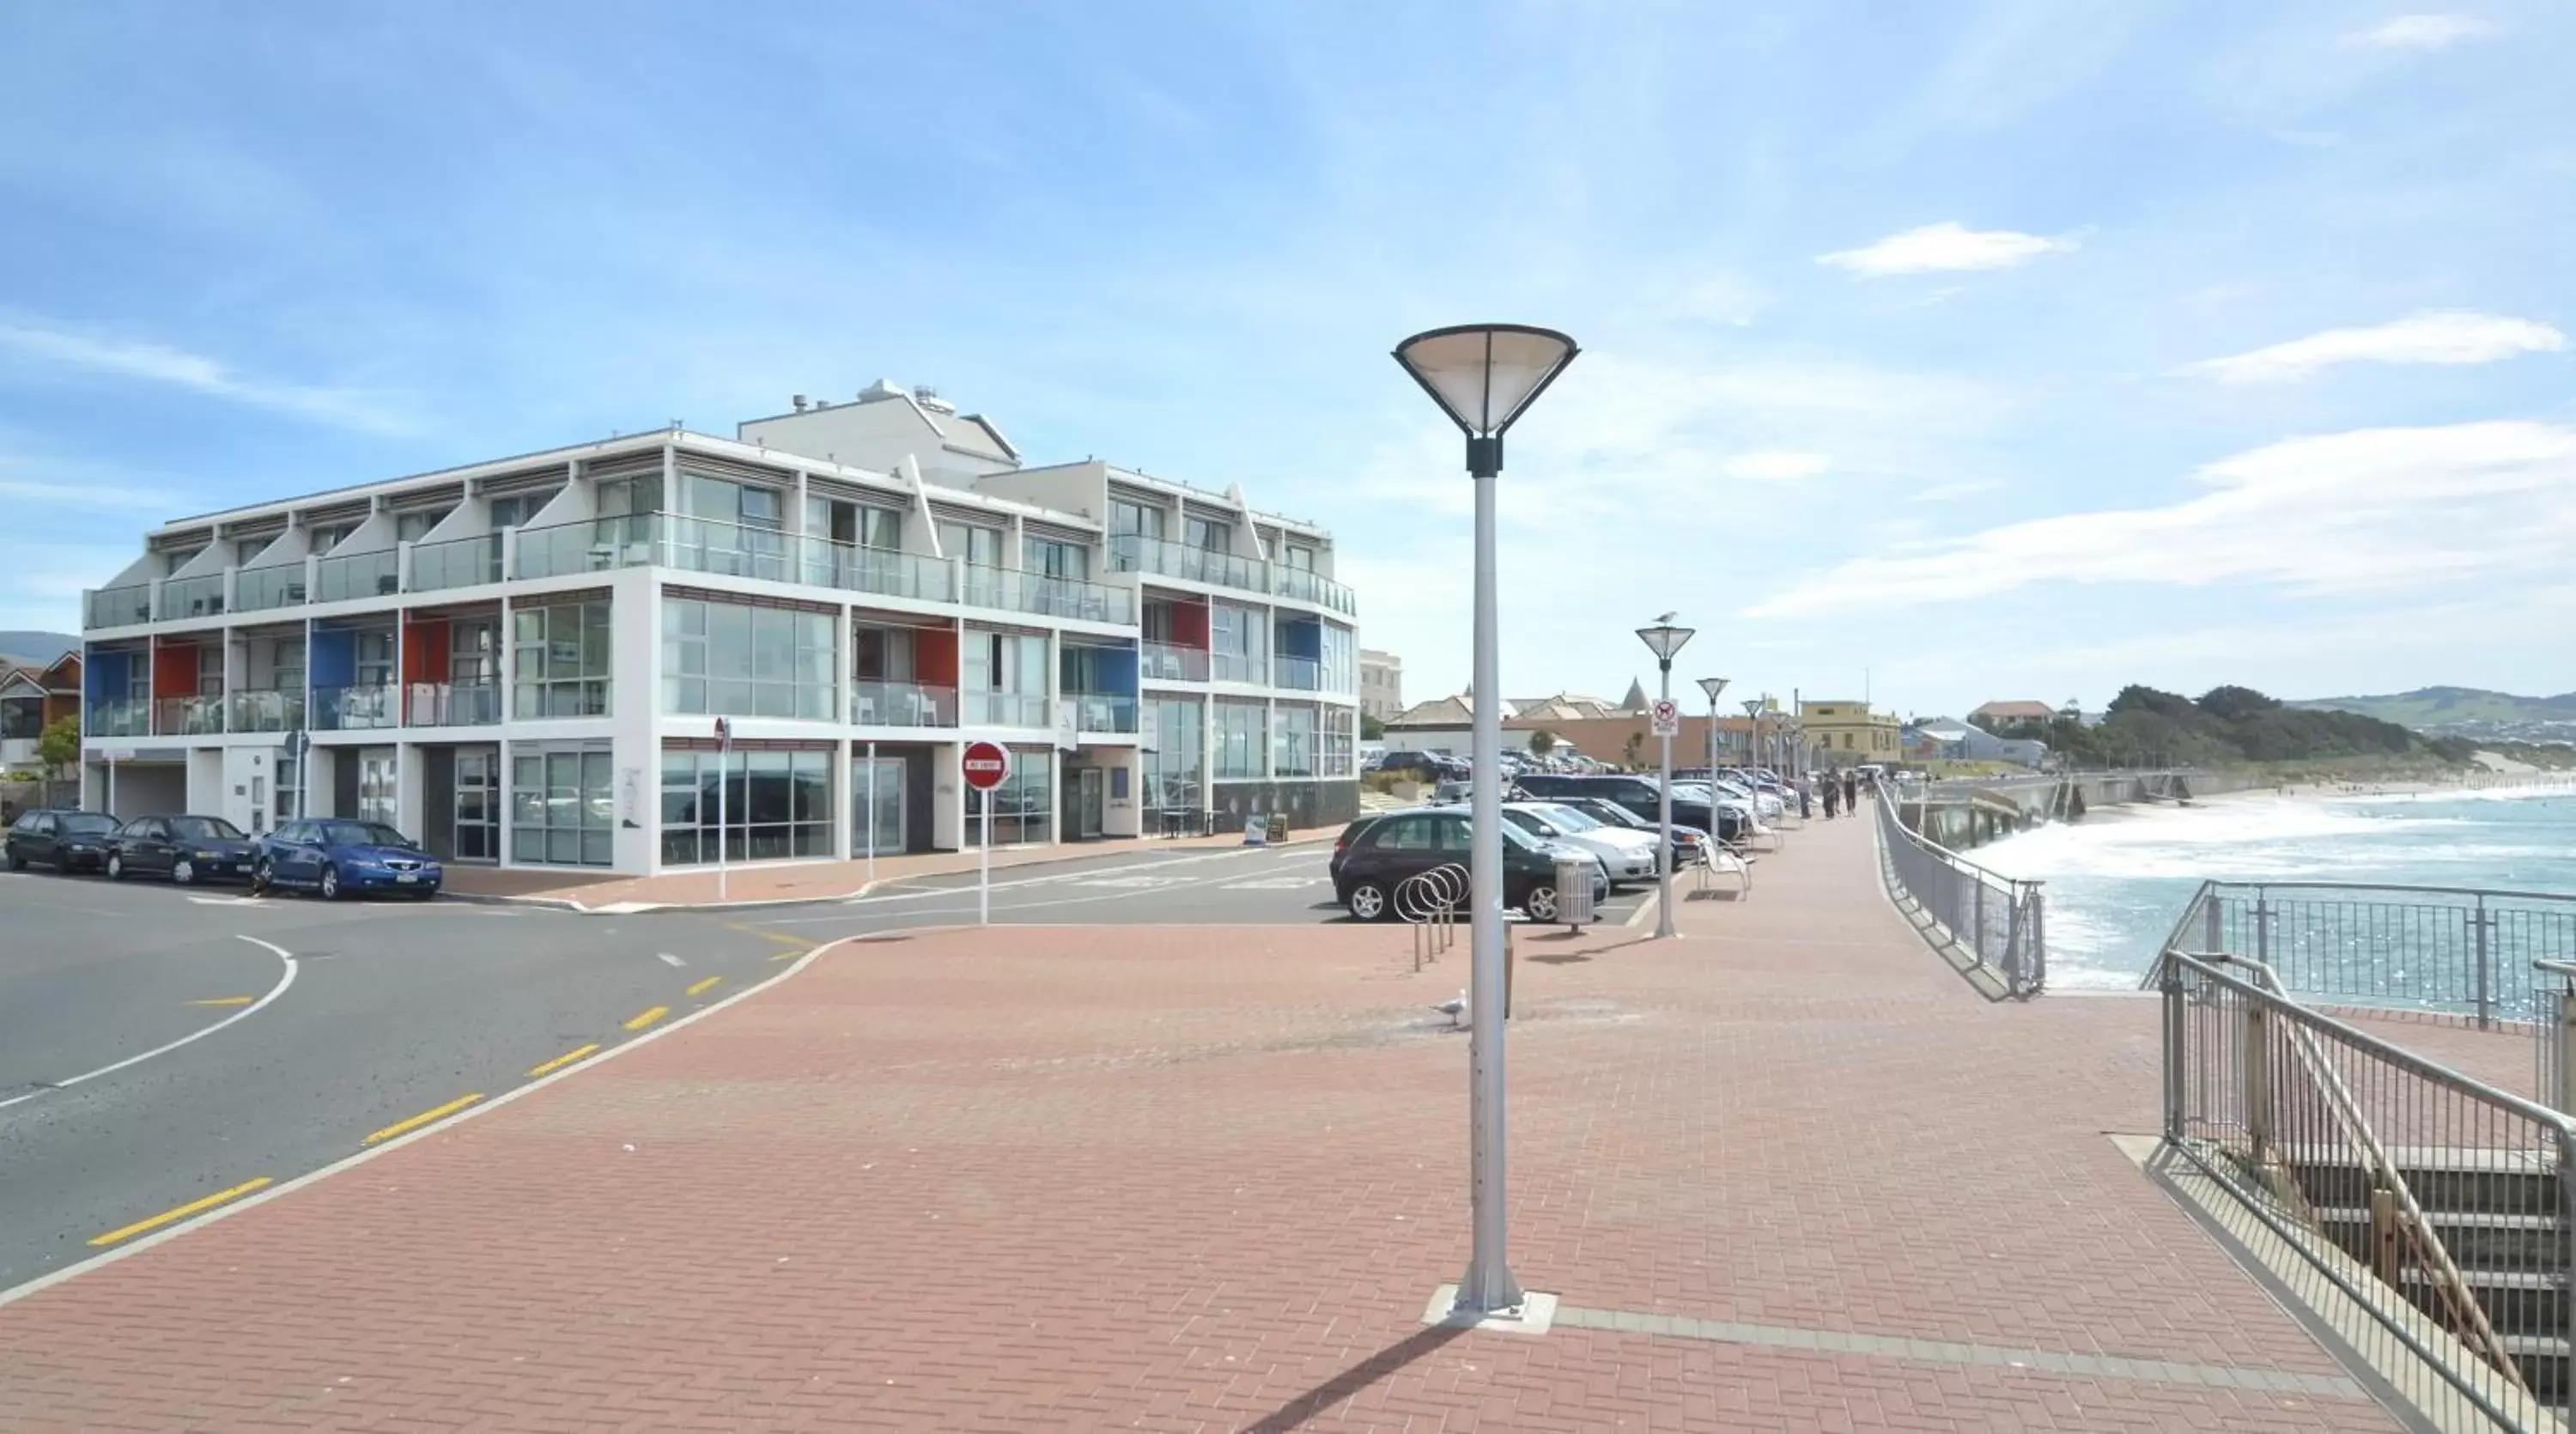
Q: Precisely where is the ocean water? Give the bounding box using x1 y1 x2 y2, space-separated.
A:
1970 787 2576 990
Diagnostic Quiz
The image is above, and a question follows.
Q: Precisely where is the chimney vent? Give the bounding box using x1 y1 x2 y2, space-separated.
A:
792 394 809 412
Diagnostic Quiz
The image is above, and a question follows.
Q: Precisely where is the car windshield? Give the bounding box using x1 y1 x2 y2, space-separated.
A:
1498 819 1546 852
319 821 415 848
171 817 246 842
1539 804 1601 831
59 813 117 835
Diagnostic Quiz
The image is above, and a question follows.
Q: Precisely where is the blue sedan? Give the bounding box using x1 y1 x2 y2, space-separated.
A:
251 818 443 900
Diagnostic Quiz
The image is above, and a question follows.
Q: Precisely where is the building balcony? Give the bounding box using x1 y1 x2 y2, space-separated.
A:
963 691 1049 728
1139 641 1208 683
86 699 151 738
159 574 227 621
1271 565 1356 616
1072 692 1138 734
519 518 658 581
849 678 957 728
155 694 227 737
808 541 955 605
313 683 399 732
235 562 308 612
229 688 307 733
1109 534 1356 615
316 547 399 602
1212 652 1265 684
961 565 1136 626
85 584 153 629
406 678 502 727
409 533 498 592
1273 656 1321 691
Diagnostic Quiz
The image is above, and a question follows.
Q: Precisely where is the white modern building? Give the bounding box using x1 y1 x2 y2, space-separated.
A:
1358 648 1403 726
76 381 1361 875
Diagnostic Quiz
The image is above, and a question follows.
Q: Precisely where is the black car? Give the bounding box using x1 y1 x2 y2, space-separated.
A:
1328 807 1604 923
1373 750 1468 784
5 808 120 872
107 814 259 885
1512 772 1746 843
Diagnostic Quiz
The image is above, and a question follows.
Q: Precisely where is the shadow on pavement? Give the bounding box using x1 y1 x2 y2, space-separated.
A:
1238 1323 1467 1433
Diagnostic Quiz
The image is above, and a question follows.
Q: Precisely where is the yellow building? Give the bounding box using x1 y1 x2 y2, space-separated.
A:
1800 699 1902 769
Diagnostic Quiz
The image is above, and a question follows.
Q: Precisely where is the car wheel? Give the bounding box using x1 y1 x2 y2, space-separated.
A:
1346 880 1391 922
319 863 343 901
1525 883 1559 922
172 857 196 886
250 859 275 895
106 851 125 881
4 848 22 872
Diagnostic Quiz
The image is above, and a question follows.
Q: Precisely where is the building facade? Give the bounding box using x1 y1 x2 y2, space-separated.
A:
76 384 1361 874
1358 649 1403 725
1 649 81 769
1800 699 1902 769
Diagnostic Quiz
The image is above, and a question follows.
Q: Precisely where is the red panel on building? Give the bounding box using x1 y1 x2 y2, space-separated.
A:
915 626 959 687
1170 600 1210 649
404 618 450 684
151 640 199 702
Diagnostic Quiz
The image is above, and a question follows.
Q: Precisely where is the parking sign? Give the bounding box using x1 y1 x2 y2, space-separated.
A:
1649 699 1680 738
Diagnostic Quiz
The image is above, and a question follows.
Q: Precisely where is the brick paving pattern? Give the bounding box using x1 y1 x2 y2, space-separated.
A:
0 811 2409 1430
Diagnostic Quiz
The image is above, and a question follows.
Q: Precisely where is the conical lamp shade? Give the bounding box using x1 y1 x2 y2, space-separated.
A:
1394 325 1579 436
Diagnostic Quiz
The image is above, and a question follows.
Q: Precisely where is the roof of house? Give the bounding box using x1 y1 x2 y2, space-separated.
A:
1388 696 1476 729
1969 700 2060 721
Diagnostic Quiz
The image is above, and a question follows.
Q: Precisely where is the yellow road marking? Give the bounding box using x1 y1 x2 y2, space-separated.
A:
623 1005 669 1031
525 1043 600 1079
768 949 802 962
361 1092 484 1146
683 975 721 998
188 996 256 1007
722 921 812 950
89 1176 272 1247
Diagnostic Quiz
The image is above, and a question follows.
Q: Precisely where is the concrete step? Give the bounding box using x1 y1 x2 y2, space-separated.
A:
2316 1206 2570 1267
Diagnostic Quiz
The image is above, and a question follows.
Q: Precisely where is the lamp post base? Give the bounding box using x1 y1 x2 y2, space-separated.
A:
1426 1283 1559 1335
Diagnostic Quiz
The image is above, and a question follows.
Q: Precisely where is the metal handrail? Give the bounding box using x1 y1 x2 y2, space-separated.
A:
1873 778 2045 998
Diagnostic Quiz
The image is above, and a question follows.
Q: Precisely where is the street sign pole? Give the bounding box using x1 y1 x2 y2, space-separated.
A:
714 716 732 902
960 741 1012 927
866 739 878 886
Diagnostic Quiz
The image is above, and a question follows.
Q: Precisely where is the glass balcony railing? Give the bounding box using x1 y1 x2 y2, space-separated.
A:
848 678 957 728
519 518 657 580
228 688 306 733
313 683 399 731
960 566 1136 626
1139 641 1209 682
1073 692 1138 733
1212 652 1266 684
235 562 307 611
1109 533 1263 592
159 573 226 620
408 533 497 592
1273 656 1321 691
316 547 399 603
406 678 502 726
963 691 1050 728
86 584 152 629
805 539 956 604
1272 564 1356 614
154 694 226 736
86 698 150 737
655 514 793 583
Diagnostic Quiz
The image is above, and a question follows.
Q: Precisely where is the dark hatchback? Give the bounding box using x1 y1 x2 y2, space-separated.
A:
107 814 259 885
252 818 443 900
5 809 119 872
1328 807 1605 923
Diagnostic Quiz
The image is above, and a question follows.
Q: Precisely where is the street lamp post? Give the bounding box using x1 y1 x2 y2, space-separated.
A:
1697 675 1729 835
1394 323 1580 1324
1636 620 1695 940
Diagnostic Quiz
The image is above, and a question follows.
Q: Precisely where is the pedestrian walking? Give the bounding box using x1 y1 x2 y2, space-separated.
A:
1796 774 1812 819
1821 775 1840 819
1842 769 1859 812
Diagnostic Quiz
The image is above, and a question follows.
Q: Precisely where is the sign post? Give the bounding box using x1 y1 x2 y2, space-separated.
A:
714 716 732 902
866 739 879 886
961 741 1012 926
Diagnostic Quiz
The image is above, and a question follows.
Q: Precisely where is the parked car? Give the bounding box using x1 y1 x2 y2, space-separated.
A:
5 808 119 872
106 814 259 884
1372 750 1461 784
1501 802 1656 886
251 818 443 900
1329 807 1606 923
1537 794 1715 867
1511 772 1747 843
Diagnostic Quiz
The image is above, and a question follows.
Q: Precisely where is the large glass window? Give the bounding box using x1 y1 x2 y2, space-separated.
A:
512 598 612 718
394 507 453 543
962 628 1048 725
1185 514 1230 552
964 747 1052 847
510 743 614 866
660 596 835 720
1023 533 1091 582
1320 708 1357 777
598 474 664 548
938 520 1004 569
1320 623 1356 695
1214 699 1267 779
659 747 833 865
1109 499 1165 541
1210 602 1267 684
1273 704 1316 778
1144 697 1202 811
852 625 914 681
686 473 783 529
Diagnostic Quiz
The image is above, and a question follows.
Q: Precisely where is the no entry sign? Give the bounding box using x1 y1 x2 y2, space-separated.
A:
962 740 1012 791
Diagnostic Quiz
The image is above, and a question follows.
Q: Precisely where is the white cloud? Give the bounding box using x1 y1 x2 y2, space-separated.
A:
0 467 189 514
1671 275 1766 327
1747 420 2576 617
2343 14 2499 50
1815 222 2080 277
1720 452 1831 483
2187 310 2567 383
1911 479 1998 503
0 319 416 434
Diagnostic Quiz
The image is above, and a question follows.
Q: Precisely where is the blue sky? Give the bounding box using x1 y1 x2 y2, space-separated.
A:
3 2 2570 716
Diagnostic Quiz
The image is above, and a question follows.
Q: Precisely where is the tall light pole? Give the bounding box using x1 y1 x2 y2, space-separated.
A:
1698 677 1729 792
1636 619 1694 940
1394 323 1579 1323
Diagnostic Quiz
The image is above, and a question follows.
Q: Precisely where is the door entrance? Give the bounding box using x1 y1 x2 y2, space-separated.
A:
1076 766 1105 840
852 756 905 858
454 748 500 860
357 749 398 827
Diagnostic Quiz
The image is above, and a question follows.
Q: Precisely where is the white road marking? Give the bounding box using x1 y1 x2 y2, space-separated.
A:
0 936 297 1112
1071 875 1195 889
754 846 1307 925
657 952 686 967
1221 877 1326 890
188 896 273 907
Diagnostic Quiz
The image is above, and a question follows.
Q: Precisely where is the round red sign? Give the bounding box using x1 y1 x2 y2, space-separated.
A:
961 740 1012 791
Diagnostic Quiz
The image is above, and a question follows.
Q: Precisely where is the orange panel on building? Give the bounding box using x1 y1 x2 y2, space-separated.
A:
915 627 959 687
403 618 450 684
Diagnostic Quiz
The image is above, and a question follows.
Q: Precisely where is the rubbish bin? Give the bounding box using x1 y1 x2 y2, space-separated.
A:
1555 853 1596 931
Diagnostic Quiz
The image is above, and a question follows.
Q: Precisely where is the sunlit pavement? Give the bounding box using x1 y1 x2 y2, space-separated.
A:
0 819 2405 1431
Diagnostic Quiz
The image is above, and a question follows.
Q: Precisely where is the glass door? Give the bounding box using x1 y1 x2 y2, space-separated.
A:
851 756 905 857
358 750 398 826
454 749 499 860
1077 766 1104 840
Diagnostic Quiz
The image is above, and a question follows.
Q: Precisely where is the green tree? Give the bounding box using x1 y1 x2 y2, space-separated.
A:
1359 713 1385 740
34 714 79 778
1621 732 1644 767
1528 728 1557 756
2195 685 2281 722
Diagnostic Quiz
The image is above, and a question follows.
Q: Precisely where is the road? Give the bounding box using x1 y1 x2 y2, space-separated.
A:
0 841 1648 1291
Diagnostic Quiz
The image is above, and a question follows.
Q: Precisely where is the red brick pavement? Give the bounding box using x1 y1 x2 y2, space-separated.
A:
0 813 2407 1431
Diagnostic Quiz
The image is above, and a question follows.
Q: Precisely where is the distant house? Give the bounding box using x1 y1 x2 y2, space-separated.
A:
1911 714 2048 769
0 648 81 770
1969 700 2059 727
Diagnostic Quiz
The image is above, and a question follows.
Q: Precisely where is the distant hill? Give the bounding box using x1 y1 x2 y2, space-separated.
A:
2290 687 2576 741
0 630 79 665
